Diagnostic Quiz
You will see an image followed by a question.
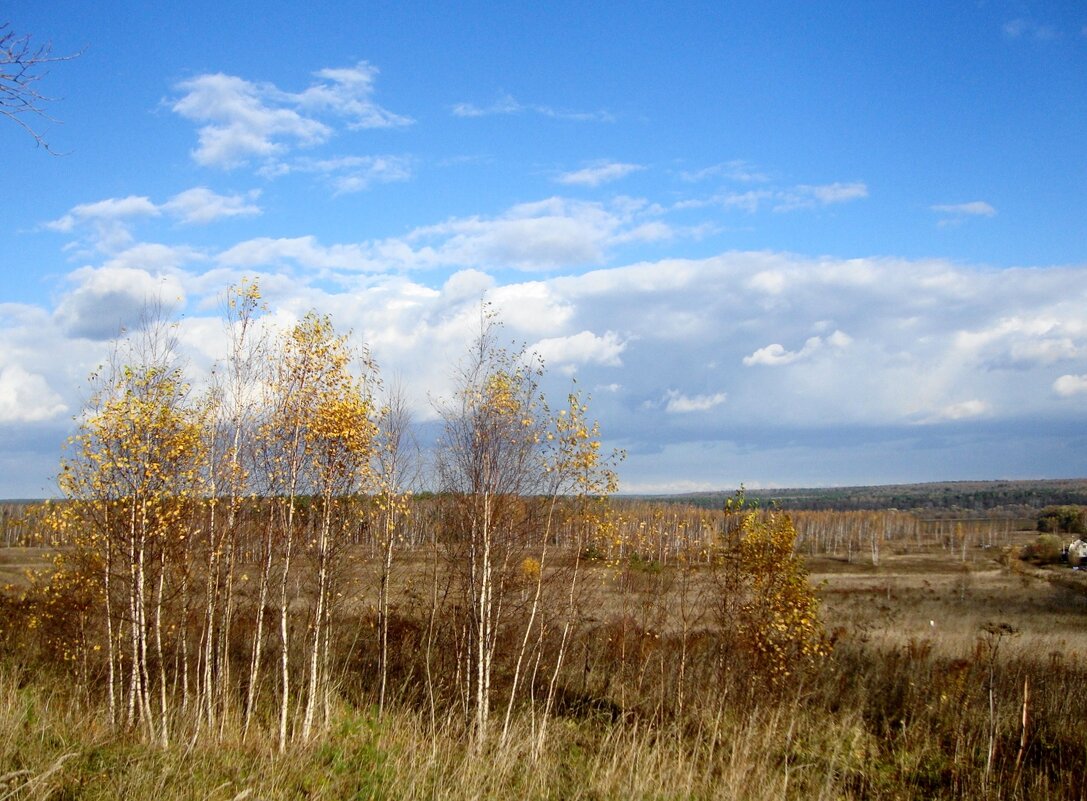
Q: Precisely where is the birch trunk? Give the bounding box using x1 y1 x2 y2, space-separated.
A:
301 496 332 740
243 505 275 738
277 498 296 753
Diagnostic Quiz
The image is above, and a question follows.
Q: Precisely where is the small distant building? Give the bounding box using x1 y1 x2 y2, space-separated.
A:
1068 538 1087 567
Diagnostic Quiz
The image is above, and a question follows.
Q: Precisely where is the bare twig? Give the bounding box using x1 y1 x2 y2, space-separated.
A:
0 752 77 801
1014 675 1029 783
0 23 82 152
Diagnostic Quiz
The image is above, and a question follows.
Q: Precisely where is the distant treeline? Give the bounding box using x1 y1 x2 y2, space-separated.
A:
0 502 51 546
639 478 1087 514
6 477 1084 545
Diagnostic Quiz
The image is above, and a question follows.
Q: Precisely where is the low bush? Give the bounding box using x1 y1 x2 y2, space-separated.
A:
1020 533 1064 565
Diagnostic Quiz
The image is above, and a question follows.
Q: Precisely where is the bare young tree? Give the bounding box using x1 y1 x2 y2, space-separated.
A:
435 306 621 750
1 23 81 151
435 308 547 745
374 379 420 715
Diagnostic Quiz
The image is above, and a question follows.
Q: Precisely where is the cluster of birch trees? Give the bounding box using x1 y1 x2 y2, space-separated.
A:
47 287 619 751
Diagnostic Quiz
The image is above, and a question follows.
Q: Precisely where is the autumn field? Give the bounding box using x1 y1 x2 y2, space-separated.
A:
2 501 1086 801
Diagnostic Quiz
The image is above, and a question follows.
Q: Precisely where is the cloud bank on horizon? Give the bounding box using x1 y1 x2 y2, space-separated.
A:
1 2 1085 497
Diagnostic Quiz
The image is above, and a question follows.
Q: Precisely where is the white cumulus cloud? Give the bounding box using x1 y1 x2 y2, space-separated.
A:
932 201 997 227
925 399 991 422
531 330 627 371
172 63 411 169
931 201 997 217
1054 374 1087 397
0 365 68 423
46 195 160 252
213 203 668 274
683 180 868 214
393 196 671 272
217 236 375 272
298 62 413 129
161 187 262 224
743 331 850 366
46 195 160 232
53 266 187 340
774 182 868 211
216 196 658 274
269 154 413 194
46 189 263 252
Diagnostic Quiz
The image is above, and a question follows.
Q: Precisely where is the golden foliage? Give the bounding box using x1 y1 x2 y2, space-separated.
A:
713 509 830 683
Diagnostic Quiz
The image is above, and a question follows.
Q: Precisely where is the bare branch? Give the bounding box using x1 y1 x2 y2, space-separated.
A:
0 22 83 152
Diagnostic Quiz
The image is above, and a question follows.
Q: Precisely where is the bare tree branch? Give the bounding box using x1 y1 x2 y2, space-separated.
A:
0 22 82 152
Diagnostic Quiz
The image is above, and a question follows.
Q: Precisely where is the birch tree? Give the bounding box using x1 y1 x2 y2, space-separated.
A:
58 319 204 746
373 382 418 715
198 279 265 736
252 312 380 749
436 310 621 748
435 312 546 744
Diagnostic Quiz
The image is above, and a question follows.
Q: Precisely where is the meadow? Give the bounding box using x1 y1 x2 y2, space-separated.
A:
1 501 1085 801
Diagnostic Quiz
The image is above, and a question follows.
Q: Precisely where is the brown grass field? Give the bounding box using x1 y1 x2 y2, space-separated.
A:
2 515 1086 800
812 540 1087 658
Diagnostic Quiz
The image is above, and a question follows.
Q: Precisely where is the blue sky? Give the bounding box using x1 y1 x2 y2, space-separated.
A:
1 1 1086 497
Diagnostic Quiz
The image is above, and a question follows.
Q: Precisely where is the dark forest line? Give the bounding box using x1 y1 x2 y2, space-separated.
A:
635 477 1087 514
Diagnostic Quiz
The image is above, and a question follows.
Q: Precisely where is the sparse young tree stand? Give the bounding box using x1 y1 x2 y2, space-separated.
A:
57 320 204 747
435 309 620 749
252 312 380 750
436 315 546 744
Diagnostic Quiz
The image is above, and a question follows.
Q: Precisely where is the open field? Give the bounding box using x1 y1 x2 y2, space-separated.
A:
1 504 1086 799
812 541 1087 656
0 546 55 588
6 531 1086 655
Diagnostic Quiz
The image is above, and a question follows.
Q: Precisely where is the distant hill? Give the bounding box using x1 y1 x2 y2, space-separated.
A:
633 478 1087 514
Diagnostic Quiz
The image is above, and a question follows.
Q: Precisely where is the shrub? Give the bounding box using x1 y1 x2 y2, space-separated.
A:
1021 533 1064 565
710 509 830 684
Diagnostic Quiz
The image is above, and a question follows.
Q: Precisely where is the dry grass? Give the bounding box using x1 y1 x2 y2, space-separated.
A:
0 547 54 588
0 667 900 800
3 527 1087 799
814 541 1087 660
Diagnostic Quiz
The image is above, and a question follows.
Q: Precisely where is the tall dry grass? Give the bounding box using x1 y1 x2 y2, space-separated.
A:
3 503 1087 799
1 627 1085 800
0 662 868 800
